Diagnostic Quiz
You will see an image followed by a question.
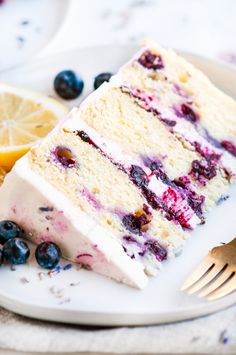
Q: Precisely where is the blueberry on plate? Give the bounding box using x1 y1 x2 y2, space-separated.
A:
3 238 30 265
0 220 24 245
35 242 61 269
94 72 113 90
54 70 84 100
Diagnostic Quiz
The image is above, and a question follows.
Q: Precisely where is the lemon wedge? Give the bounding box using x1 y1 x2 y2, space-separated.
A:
0 82 68 171
0 166 6 185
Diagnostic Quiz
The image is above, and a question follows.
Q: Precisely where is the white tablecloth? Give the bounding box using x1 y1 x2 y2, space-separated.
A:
0 305 235 354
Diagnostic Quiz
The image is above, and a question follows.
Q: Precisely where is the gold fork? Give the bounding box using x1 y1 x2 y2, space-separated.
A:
181 238 236 300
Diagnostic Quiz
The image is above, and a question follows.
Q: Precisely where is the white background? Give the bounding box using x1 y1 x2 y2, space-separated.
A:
1 0 236 70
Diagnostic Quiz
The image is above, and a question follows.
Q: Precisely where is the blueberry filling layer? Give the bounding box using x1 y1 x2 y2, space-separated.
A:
70 128 202 229
122 234 167 262
143 157 205 222
137 50 164 70
145 240 167 262
143 157 172 186
193 141 222 163
174 177 205 221
129 165 148 188
75 130 97 147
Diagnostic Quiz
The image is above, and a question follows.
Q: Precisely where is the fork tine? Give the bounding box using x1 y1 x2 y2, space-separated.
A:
207 273 236 300
198 268 233 297
181 257 213 291
187 263 225 295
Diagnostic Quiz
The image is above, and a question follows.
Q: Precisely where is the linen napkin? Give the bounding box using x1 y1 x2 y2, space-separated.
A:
0 304 235 354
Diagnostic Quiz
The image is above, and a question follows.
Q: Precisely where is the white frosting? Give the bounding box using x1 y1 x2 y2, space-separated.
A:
0 156 148 289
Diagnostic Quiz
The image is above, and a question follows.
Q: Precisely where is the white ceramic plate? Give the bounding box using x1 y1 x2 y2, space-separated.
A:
0 45 236 326
0 0 70 71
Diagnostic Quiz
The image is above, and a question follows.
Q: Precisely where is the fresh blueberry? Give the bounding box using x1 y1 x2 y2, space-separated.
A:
3 238 30 265
0 220 24 245
94 72 113 90
54 70 84 100
35 242 61 269
0 249 3 266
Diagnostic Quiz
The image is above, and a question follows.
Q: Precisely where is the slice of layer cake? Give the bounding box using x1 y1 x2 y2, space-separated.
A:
78 84 231 226
117 39 236 178
0 40 235 288
0 111 187 288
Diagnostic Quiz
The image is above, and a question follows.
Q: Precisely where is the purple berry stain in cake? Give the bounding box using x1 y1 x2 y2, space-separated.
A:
76 253 93 266
174 176 205 221
193 141 222 163
50 211 68 233
161 187 193 229
203 129 222 149
123 235 142 248
144 157 172 186
75 130 97 148
122 212 150 235
144 240 167 262
122 86 177 128
81 187 102 210
137 50 164 70
52 146 76 168
173 84 189 98
221 140 236 157
161 118 176 127
121 86 158 113
129 165 148 188
122 235 167 262
141 157 200 228
174 104 199 124
190 159 217 185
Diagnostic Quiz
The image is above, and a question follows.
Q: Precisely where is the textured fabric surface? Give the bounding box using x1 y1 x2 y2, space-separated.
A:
0 305 235 354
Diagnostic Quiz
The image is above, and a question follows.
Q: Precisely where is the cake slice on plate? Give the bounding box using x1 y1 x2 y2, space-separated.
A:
0 40 235 288
0 110 188 288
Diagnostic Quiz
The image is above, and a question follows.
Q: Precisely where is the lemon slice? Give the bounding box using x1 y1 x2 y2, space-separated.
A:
0 166 6 185
0 82 68 171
